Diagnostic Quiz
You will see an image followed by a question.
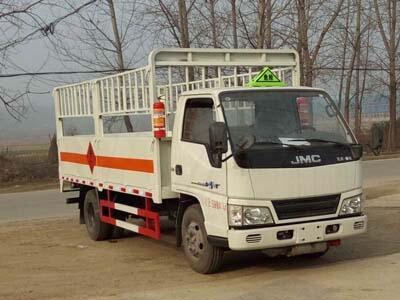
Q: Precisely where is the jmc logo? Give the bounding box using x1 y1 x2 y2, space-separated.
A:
291 154 322 165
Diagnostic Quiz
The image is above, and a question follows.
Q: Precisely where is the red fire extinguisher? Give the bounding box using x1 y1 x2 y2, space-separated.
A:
153 99 166 138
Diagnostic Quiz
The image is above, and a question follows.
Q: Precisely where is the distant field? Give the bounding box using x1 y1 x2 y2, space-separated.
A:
0 142 57 189
0 143 48 153
0 134 50 147
0 144 49 166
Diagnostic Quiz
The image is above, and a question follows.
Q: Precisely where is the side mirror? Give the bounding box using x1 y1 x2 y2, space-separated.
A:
209 122 228 168
351 144 363 160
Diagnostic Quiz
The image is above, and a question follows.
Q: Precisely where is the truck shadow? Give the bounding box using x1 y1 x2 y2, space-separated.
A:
221 207 400 273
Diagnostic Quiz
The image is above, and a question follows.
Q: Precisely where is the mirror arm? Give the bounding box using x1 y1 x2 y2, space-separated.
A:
221 153 233 162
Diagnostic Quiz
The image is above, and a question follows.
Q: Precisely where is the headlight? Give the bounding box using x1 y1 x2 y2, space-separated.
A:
339 194 363 216
228 205 274 226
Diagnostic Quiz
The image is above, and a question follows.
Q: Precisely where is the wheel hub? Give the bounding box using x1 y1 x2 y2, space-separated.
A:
87 203 95 228
185 221 204 258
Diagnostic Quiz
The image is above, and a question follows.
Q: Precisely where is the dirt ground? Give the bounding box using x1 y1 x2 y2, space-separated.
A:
364 181 400 199
1 202 400 300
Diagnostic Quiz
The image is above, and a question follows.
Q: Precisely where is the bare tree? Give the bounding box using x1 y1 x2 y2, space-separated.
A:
264 0 272 49
0 0 97 120
230 0 238 48
107 0 133 131
256 0 266 49
50 1 144 71
336 0 351 112
255 0 272 49
295 0 345 86
49 0 147 131
330 0 374 142
178 0 191 48
351 1 373 139
149 1 199 48
237 1 290 49
353 0 362 138
207 0 218 48
373 0 399 150
343 0 362 122
354 27 372 139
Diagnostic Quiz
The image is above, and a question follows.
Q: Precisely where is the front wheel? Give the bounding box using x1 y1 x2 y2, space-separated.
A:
181 204 224 274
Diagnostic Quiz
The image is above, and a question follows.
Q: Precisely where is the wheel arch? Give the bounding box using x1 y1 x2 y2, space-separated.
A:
175 193 201 247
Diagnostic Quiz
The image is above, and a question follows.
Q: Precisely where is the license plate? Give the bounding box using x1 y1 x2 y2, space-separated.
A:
297 224 324 244
289 242 328 256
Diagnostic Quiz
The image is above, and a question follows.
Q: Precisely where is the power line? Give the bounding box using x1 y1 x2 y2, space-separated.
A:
315 67 400 71
0 0 98 53
0 69 133 78
0 66 399 79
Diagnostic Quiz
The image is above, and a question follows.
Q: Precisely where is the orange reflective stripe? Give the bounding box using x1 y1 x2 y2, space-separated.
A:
60 151 154 174
60 152 87 165
96 156 154 173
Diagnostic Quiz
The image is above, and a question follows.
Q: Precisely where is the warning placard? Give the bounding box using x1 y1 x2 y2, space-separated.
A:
248 67 286 87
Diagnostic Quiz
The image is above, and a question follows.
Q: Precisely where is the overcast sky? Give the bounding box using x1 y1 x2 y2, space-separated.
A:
0 38 56 142
0 35 98 143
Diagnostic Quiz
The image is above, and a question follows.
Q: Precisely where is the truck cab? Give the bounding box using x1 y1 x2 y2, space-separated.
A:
171 86 366 261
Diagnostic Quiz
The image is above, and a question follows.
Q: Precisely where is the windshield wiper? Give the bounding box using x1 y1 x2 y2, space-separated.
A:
290 138 351 147
255 136 303 150
222 138 300 163
258 141 302 150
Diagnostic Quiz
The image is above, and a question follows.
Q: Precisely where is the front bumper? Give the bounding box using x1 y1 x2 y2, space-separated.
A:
227 214 367 250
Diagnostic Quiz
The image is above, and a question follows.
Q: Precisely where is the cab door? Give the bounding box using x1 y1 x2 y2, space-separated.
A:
171 96 227 236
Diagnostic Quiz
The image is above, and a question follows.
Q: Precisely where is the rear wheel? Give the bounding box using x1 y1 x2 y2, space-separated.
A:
181 204 224 274
84 189 113 241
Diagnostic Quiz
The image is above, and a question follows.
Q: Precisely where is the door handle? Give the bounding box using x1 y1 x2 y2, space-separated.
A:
175 165 182 175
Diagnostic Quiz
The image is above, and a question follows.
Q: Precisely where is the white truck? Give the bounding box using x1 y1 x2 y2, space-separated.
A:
54 48 367 273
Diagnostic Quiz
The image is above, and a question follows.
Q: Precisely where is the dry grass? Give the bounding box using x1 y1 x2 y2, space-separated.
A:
0 146 58 188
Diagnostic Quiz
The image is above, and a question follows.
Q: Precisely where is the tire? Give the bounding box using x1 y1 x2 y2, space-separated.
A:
112 226 126 239
181 204 224 274
83 189 113 241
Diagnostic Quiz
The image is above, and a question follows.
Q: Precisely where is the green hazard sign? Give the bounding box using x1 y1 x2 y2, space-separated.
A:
247 67 285 87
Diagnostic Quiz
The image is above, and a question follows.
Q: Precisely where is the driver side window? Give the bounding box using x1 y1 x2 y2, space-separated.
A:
182 98 215 145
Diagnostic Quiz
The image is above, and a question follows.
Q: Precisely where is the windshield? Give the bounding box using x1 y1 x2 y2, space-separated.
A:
220 90 354 151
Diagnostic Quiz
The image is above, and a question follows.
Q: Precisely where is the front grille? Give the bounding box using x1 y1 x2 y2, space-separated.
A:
272 194 340 220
